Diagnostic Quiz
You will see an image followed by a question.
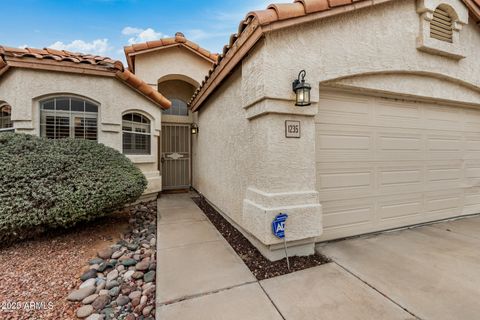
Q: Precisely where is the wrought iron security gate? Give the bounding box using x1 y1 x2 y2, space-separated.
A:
161 124 191 190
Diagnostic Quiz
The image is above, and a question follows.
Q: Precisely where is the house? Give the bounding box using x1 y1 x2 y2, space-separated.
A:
1 0 480 260
188 0 480 260
0 36 215 199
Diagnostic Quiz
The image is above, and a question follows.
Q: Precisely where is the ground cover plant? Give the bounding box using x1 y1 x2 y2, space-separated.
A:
0 133 147 243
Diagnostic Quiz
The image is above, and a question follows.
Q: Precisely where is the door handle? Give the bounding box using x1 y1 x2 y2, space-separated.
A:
161 157 165 163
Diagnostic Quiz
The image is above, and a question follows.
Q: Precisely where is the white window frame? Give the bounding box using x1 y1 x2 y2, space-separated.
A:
40 97 98 140
122 112 152 155
0 104 14 133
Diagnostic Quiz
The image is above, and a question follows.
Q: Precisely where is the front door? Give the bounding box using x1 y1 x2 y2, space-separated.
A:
161 123 191 190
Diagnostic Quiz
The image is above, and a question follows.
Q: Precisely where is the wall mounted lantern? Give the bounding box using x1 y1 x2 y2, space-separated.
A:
191 123 199 135
292 70 311 106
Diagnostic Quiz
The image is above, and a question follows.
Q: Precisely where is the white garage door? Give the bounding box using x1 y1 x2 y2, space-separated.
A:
316 90 480 241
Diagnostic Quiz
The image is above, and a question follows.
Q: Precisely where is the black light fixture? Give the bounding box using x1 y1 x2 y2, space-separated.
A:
292 70 311 106
191 123 199 135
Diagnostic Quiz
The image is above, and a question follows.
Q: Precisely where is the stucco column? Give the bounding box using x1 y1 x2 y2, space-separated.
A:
242 98 322 260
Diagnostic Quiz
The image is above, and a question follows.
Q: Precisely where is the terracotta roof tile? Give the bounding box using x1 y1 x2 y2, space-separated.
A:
189 0 480 110
0 45 171 109
124 32 218 72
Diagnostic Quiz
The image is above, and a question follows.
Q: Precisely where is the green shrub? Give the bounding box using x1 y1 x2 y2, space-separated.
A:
0 133 147 242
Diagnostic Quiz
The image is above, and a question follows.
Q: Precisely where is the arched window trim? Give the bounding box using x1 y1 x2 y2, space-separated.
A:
39 96 99 140
0 103 13 132
122 112 152 155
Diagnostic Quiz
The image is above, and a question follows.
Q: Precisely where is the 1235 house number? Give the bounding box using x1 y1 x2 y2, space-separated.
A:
285 120 301 138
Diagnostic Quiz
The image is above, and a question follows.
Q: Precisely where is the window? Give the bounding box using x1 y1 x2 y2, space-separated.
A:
162 98 189 116
40 97 98 140
431 7 453 43
122 113 151 155
0 104 13 132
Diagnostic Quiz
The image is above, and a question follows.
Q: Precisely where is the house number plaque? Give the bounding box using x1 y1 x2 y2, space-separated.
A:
285 120 301 138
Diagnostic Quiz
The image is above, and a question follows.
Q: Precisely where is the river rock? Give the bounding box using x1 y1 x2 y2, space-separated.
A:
116 295 130 306
82 293 98 305
80 269 97 281
77 305 94 318
123 270 135 281
67 286 96 301
143 271 155 283
85 314 102 320
92 294 110 310
135 260 149 271
121 258 137 267
97 247 114 259
106 269 118 282
80 278 97 289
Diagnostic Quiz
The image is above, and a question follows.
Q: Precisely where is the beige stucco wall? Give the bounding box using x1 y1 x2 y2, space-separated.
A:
133 46 213 88
262 0 480 103
193 0 480 259
0 68 163 196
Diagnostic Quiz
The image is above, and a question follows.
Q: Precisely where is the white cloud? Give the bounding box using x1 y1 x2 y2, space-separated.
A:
121 27 163 45
186 29 230 41
48 39 112 56
18 44 29 49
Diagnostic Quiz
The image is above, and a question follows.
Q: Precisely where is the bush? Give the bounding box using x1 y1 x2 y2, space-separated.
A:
0 133 147 242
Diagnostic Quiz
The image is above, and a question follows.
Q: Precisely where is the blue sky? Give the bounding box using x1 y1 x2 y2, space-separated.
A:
0 0 277 63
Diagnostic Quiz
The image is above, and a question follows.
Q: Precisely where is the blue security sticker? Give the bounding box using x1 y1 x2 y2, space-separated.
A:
272 213 288 239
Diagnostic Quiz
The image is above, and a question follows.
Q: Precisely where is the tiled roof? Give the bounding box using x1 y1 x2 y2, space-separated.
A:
124 32 219 72
189 0 480 111
0 46 172 109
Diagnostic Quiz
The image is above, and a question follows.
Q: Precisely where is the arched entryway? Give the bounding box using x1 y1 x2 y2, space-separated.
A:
158 76 198 190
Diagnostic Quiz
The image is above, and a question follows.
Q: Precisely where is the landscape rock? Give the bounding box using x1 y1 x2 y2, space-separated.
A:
92 294 110 310
77 305 94 318
80 269 98 281
85 314 103 320
106 269 118 282
135 260 149 271
143 271 155 283
82 293 98 305
80 278 97 289
116 295 130 306
67 286 96 301
97 247 114 259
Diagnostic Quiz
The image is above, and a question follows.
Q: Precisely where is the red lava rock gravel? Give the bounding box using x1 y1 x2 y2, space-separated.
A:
0 214 129 320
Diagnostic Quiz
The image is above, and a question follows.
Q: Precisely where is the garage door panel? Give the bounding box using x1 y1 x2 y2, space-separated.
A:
377 193 423 221
424 105 463 131
322 198 375 230
424 190 463 215
374 98 422 129
426 133 463 160
464 109 480 132
376 131 424 161
316 127 374 162
317 164 374 201
316 92 372 126
317 90 480 241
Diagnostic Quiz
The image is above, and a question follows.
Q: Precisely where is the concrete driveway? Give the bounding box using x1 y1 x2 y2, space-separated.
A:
318 215 480 320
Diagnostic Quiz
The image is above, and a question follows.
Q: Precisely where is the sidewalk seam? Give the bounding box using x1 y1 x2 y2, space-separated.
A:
156 280 258 307
333 261 422 320
258 281 287 320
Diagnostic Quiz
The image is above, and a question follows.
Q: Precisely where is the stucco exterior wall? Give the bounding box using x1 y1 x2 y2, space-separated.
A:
133 46 213 87
0 68 163 196
193 0 480 259
262 0 480 103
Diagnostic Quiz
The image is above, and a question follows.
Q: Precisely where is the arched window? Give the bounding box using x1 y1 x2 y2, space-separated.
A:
431 6 453 43
40 97 98 140
0 104 13 132
162 98 189 116
122 113 151 155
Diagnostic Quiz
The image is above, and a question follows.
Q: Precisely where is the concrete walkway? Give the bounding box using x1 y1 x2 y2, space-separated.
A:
156 193 413 320
319 215 480 320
